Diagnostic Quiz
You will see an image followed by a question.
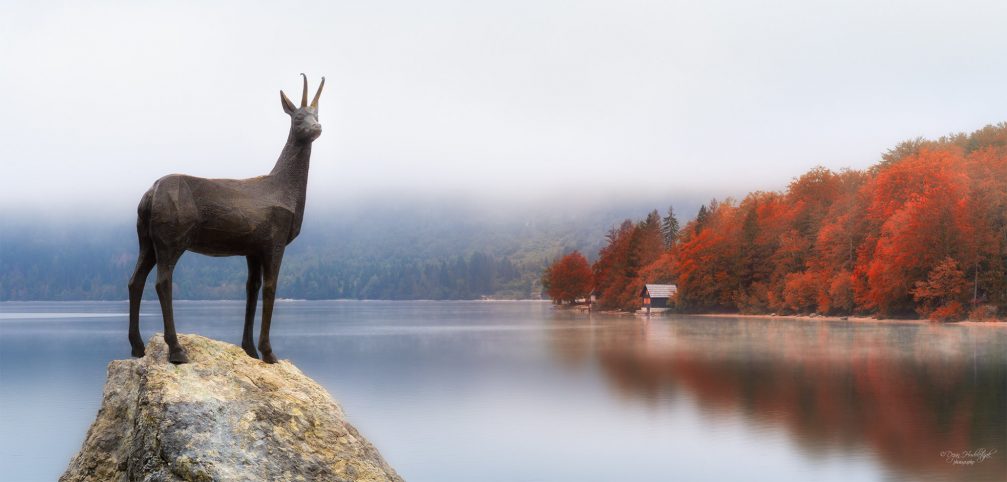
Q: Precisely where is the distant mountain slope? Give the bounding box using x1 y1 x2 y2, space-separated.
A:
0 196 676 300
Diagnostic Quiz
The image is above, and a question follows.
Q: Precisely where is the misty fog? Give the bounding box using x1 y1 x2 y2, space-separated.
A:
3 0 1006 219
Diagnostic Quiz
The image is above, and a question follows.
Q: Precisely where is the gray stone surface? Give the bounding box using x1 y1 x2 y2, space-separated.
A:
61 334 403 482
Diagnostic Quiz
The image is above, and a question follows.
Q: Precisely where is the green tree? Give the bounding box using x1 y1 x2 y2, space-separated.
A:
661 206 680 248
695 204 711 234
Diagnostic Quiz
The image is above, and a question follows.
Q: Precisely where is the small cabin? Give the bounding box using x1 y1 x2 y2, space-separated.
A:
640 284 677 309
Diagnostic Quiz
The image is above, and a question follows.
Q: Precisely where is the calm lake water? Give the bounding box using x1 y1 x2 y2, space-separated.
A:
0 300 1004 481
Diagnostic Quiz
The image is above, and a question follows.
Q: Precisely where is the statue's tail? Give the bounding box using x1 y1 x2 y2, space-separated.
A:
136 188 154 238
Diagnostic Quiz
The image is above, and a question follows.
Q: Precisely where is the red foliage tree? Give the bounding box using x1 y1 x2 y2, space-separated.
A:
911 257 969 320
673 199 742 311
592 221 635 310
858 148 974 315
586 124 1007 319
543 251 594 304
592 215 665 311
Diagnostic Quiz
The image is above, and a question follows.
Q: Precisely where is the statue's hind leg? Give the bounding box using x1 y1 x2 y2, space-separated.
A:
242 256 262 359
127 243 155 357
153 247 188 364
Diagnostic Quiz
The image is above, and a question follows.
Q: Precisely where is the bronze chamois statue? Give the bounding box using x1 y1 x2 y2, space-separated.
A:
127 74 325 364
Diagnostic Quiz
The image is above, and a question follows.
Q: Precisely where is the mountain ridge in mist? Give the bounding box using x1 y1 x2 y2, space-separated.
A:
0 194 701 301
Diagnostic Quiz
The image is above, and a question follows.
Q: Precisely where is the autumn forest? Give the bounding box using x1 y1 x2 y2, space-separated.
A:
545 123 1007 320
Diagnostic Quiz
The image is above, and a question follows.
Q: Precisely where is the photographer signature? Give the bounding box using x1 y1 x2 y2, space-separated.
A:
940 448 998 466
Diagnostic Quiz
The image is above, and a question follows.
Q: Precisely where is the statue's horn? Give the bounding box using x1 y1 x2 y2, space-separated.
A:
300 73 308 107
311 76 325 110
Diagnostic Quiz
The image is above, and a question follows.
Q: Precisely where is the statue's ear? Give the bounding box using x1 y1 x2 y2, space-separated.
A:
280 90 296 115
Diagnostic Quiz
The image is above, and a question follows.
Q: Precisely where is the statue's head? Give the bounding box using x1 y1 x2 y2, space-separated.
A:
280 74 324 142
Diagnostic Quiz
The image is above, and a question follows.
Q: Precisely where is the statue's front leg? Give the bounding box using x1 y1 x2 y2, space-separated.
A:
258 248 284 364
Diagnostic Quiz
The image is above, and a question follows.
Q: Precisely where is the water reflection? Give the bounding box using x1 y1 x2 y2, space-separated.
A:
548 313 1007 482
3 302 1004 481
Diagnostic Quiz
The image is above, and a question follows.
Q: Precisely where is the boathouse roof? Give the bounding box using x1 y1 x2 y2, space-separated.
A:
641 284 677 298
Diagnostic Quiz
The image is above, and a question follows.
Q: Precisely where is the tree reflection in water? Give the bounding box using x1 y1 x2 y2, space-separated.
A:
547 313 1006 482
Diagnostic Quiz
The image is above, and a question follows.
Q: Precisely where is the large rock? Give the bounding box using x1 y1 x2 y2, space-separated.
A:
61 334 403 482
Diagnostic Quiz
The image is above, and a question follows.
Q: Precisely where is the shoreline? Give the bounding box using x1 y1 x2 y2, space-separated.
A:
560 306 1006 324
685 312 1006 326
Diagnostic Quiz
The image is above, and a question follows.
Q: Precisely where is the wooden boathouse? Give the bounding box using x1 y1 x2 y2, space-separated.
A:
640 284 677 311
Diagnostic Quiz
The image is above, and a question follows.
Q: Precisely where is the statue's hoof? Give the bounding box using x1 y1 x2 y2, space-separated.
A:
243 345 260 359
131 346 146 358
262 352 279 364
168 348 189 365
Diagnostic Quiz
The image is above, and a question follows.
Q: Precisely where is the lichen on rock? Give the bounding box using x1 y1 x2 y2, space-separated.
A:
61 334 403 482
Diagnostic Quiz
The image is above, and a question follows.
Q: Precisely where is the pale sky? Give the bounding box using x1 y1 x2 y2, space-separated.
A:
2 0 1005 218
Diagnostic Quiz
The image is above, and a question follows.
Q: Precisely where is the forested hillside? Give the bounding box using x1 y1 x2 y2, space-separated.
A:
0 198 660 301
585 123 1007 320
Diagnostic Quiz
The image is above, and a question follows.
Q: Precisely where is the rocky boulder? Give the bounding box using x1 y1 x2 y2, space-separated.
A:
61 334 403 482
